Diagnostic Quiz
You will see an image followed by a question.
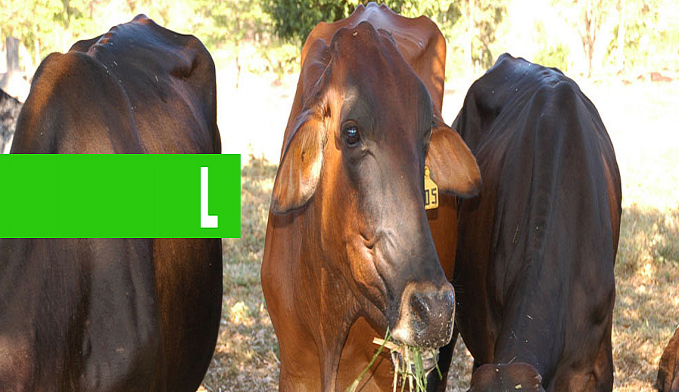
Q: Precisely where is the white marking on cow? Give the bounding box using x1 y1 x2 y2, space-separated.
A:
201 166 218 228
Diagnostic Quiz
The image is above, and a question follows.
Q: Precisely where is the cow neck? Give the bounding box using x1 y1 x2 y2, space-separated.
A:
336 316 394 389
488 215 562 380
307 181 389 390
282 196 356 390
491 297 558 379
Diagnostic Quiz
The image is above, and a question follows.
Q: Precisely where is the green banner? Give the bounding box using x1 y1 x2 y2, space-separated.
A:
0 154 241 238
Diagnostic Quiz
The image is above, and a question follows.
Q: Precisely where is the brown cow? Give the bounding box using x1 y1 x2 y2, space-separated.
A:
657 326 679 392
261 3 480 391
452 54 622 391
0 16 222 391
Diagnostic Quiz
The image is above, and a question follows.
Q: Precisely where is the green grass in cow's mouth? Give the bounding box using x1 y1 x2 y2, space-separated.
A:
346 327 442 392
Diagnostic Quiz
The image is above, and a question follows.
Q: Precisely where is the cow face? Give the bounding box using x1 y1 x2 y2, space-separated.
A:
271 22 480 349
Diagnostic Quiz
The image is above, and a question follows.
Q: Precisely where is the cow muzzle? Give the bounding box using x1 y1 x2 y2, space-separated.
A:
390 282 455 348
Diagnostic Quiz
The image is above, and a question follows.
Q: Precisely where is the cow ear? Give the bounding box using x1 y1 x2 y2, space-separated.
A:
271 113 325 214
425 120 481 197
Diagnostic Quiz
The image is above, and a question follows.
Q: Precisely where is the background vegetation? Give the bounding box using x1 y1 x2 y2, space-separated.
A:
2 0 678 85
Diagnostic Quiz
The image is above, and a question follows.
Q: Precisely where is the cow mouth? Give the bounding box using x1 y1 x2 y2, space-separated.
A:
374 337 441 382
390 345 439 377
389 282 456 349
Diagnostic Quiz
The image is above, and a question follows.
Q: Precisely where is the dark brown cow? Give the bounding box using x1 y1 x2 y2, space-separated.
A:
0 16 222 391
657 326 679 392
261 3 480 391
452 54 622 391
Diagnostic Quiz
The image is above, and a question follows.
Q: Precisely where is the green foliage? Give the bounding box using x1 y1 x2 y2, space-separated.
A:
379 0 462 32
0 0 187 67
439 0 507 76
259 41 300 78
530 20 570 71
263 0 462 47
261 0 505 78
471 0 506 69
193 0 270 50
260 0 470 78
1 0 77 61
551 0 614 76
263 0 349 45
191 0 303 82
3 0 678 81
609 0 679 71
533 43 570 72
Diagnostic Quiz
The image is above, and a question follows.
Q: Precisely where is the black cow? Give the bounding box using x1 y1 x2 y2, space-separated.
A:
452 53 622 391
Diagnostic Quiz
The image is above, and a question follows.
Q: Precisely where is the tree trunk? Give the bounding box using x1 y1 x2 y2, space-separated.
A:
6 37 20 72
33 25 41 68
467 0 475 73
587 42 594 78
235 53 241 90
617 0 625 72
580 0 597 78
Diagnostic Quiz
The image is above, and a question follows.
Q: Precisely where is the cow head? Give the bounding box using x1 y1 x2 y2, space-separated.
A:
271 22 480 349
469 363 545 392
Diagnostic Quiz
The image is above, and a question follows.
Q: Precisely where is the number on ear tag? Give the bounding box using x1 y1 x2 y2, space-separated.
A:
424 165 438 210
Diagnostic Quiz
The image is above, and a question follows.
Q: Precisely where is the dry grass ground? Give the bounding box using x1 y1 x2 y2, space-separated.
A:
201 158 280 391
200 75 679 391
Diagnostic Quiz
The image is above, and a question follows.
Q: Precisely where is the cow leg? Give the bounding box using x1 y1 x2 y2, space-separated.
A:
278 366 298 392
591 320 614 391
550 320 613 392
153 238 222 392
0 335 32 390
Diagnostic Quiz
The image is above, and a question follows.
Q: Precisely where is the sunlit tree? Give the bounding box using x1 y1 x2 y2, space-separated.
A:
552 0 613 77
263 0 462 46
462 0 506 70
262 0 511 72
193 0 271 87
1 0 96 68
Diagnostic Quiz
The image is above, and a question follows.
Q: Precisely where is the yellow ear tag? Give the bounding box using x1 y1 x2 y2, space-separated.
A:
424 165 439 210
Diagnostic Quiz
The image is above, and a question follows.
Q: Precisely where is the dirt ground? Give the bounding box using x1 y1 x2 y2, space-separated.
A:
203 69 679 391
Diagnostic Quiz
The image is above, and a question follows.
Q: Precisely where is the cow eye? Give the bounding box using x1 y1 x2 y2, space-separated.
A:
343 125 360 147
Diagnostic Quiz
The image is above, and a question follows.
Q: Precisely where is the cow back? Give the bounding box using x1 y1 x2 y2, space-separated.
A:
12 14 220 155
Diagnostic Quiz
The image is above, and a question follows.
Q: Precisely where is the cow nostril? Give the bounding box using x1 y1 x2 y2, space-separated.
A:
410 293 432 324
